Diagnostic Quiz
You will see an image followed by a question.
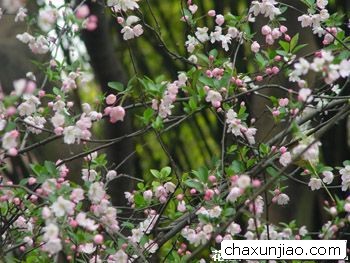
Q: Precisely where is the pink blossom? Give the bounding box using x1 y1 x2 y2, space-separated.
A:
278 98 289 107
143 190 153 201
177 200 186 212
215 15 225 26
280 25 288 33
76 5 90 19
109 106 125 123
265 34 274 45
208 10 216 17
271 28 281 39
93 234 104 244
298 88 312 102
106 94 117 105
272 66 280 74
261 25 271 35
188 4 198 14
86 15 98 31
251 41 260 53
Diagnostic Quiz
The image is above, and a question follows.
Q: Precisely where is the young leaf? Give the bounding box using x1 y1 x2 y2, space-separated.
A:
108 81 125 92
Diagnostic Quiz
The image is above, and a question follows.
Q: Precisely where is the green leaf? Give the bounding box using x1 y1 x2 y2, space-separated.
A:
121 221 135 229
293 44 308 53
290 33 299 51
279 40 290 52
44 161 58 176
134 193 146 207
150 169 160 178
152 116 164 130
223 207 235 217
266 166 279 177
137 182 145 190
192 167 208 182
184 179 203 192
160 166 172 178
189 97 198 111
108 81 124 92
255 53 267 68
143 108 154 124
230 160 244 173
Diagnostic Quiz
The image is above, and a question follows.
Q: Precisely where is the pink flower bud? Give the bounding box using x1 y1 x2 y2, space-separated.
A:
235 78 243 86
8 148 18 156
176 194 184 201
255 75 263 82
104 106 112 115
315 51 322 58
344 203 350 212
206 70 212 78
109 106 125 123
86 15 98 31
30 195 38 203
37 90 45 98
284 34 291 41
117 17 124 24
215 235 223 243
6 106 17 116
280 25 288 33
57 178 65 183
76 5 90 19
251 41 260 53
265 68 272 75
13 197 21 205
271 28 281 39
0 195 8 202
272 66 280 75
272 110 280 116
67 101 74 108
212 100 221 108
190 188 196 195
93 234 104 244
204 189 214 201
271 196 277 203
279 146 287 154
278 98 289 107
274 55 282 62
159 195 167 203
54 127 64 135
28 177 37 185
266 34 274 45
215 15 225 26
26 81 36 94
188 4 198 14
261 25 271 35
106 94 117 105
252 179 261 188
208 10 216 17
208 175 216 183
